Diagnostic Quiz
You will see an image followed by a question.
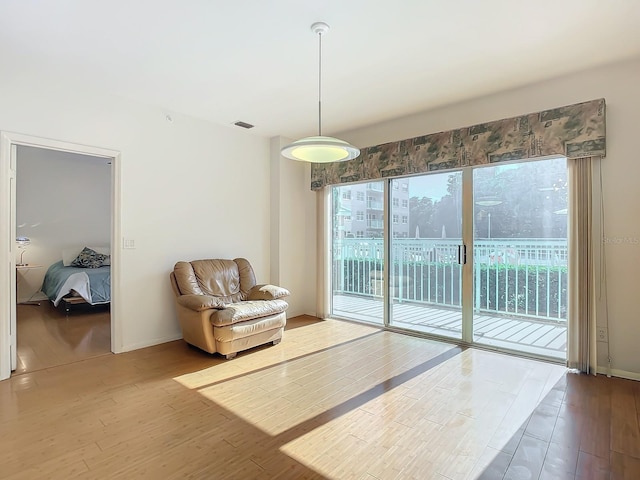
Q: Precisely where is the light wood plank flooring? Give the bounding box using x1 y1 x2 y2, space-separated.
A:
1 316 639 479
15 301 111 374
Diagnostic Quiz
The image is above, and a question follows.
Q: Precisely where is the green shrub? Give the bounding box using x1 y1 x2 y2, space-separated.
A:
334 259 567 319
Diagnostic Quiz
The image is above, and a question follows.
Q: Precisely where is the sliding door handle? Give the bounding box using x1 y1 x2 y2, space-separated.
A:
457 244 467 265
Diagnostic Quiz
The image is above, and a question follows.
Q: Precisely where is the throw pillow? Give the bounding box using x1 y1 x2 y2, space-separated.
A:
71 247 108 268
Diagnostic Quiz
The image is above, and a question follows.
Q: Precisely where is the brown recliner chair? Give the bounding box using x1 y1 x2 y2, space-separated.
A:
170 258 289 359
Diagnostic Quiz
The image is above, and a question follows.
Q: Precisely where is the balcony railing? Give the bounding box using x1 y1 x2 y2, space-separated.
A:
332 238 568 322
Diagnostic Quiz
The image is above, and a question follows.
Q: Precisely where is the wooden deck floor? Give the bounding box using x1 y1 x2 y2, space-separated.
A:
332 294 567 360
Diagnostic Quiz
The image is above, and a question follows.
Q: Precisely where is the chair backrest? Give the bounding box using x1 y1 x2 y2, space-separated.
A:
172 258 257 303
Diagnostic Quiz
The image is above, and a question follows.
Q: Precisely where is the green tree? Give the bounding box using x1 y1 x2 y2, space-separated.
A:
409 196 436 237
429 158 567 239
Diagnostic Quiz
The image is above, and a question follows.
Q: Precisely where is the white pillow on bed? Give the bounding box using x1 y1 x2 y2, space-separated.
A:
62 246 111 266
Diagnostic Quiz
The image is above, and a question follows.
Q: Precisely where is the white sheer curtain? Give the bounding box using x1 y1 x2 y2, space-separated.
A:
567 156 603 374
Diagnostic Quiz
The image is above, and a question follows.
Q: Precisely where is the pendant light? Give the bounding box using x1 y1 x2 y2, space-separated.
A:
281 22 360 163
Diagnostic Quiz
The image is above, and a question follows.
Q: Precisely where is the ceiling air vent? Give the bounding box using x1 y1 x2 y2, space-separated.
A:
233 121 254 129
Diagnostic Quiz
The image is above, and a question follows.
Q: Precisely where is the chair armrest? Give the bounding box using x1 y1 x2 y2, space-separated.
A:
177 294 226 312
247 284 290 301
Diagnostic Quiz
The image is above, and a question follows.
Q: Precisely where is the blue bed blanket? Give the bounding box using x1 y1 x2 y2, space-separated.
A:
41 260 111 306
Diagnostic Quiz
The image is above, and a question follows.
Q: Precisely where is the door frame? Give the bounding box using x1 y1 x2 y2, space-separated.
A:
384 170 473 340
0 131 122 380
327 158 569 362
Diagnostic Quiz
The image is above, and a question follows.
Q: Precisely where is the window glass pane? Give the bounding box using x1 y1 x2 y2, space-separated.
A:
331 182 384 324
472 158 567 360
389 172 462 339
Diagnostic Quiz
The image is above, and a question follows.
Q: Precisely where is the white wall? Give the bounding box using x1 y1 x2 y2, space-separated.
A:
0 78 271 352
15 146 111 302
334 56 640 378
270 137 317 317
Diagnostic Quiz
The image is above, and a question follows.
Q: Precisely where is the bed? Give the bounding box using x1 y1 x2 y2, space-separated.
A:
41 259 111 308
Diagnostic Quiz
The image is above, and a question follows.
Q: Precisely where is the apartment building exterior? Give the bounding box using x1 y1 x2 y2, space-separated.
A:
335 181 410 239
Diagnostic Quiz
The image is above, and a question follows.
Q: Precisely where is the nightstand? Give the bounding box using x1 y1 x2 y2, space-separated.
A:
16 264 43 305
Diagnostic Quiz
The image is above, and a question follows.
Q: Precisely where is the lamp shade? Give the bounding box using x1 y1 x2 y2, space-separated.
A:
475 198 503 207
16 236 30 248
281 22 360 164
281 136 360 163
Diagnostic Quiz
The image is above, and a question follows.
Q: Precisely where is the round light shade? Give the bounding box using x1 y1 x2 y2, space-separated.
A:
16 236 30 248
281 136 360 163
475 198 503 207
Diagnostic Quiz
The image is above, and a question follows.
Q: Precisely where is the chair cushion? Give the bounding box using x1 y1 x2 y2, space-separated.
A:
213 313 286 343
210 299 288 327
173 258 257 303
192 259 239 297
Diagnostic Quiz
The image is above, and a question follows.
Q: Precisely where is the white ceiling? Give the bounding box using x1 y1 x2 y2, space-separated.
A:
2 0 640 139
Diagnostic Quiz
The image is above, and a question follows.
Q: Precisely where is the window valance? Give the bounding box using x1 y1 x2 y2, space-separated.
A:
310 98 605 190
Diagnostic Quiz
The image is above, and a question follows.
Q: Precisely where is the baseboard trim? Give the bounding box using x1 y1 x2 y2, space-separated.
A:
17 293 48 304
597 366 640 381
121 333 183 353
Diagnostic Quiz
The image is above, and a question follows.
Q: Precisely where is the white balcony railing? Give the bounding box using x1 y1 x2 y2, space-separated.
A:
332 238 568 322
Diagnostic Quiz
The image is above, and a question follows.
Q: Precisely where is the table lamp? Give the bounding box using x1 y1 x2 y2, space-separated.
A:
16 236 31 266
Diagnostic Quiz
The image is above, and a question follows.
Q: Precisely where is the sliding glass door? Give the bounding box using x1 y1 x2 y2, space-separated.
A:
472 159 568 360
331 182 384 324
329 157 567 361
388 173 463 339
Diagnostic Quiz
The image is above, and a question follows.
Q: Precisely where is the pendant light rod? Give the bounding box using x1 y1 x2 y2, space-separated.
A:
311 22 329 136
280 21 360 163
318 27 322 136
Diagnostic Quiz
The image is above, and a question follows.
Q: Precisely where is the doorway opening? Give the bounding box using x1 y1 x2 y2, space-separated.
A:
15 146 113 374
0 132 122 380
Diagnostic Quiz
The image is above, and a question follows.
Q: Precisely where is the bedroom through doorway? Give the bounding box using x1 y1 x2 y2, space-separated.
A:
14 145 113 374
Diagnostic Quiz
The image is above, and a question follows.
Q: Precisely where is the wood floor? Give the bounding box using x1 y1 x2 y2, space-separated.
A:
333 294 567 359
15 301 111 374
1 316 639 479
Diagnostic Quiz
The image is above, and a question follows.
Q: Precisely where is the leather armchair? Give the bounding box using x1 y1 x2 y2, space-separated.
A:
170 258 289 359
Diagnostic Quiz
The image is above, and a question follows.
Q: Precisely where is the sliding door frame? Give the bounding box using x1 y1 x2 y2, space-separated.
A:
326 157 568 363
383 180 391 327
461 168 474 344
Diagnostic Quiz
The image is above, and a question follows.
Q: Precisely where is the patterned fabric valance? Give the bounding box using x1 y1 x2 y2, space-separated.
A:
310 98 605 190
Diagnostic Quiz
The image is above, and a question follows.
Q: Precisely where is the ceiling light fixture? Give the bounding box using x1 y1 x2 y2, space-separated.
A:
281 22 360 163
